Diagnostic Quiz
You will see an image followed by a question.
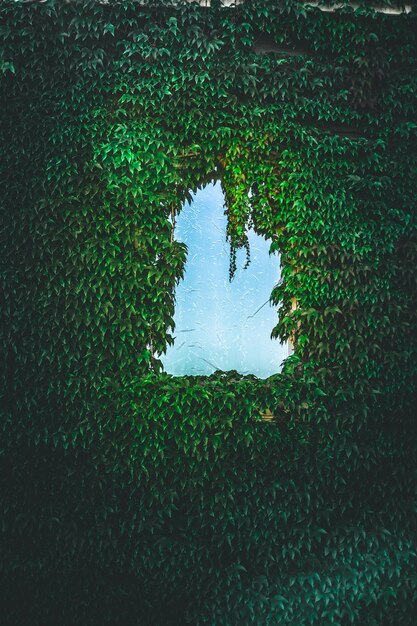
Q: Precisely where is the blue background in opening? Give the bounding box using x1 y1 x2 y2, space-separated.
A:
161 182 288 377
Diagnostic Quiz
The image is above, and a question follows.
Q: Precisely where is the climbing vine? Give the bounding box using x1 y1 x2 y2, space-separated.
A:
1 1 416 624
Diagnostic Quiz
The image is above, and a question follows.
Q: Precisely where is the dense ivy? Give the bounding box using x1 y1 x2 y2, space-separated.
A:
1 0 416 624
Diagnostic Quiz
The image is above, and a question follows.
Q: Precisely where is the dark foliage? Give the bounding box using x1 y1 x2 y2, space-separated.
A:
1 0 416 624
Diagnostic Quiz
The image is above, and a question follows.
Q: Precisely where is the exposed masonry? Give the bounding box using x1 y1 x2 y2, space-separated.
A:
30 0 411 14
174 1 412 14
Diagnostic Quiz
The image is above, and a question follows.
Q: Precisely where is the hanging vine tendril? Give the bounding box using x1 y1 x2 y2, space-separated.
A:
220 149 253 281
227 221 251 282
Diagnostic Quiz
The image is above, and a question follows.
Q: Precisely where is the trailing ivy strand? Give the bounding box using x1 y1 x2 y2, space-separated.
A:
1 1 416 625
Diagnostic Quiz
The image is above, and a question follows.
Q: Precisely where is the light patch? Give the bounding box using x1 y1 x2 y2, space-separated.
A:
161 182 287 378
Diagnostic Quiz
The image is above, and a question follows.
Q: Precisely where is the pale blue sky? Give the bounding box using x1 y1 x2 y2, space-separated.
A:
161 182 288 377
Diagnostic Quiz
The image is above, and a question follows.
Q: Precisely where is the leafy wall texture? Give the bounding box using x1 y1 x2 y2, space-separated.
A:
1 0 416 624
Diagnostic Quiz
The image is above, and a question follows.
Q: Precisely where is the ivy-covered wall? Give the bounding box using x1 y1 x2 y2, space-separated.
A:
1 1 416 624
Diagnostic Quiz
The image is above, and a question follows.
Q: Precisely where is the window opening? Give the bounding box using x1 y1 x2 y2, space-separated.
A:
161 181 288 377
